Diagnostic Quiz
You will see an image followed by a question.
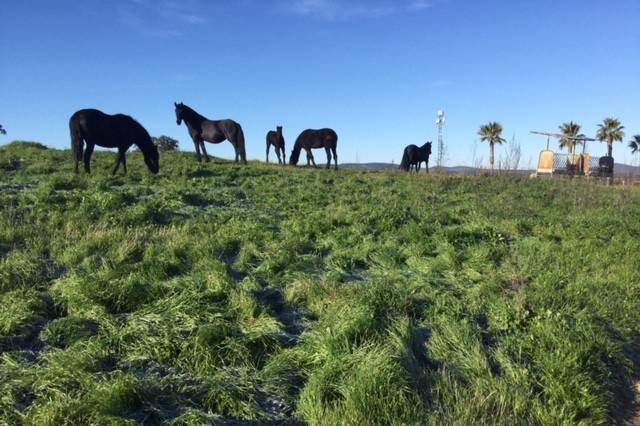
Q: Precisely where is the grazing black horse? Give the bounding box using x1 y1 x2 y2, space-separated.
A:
70 109 159 175
400 142 432 173
266 126 286 164
174 102 247 164
289 128 338 170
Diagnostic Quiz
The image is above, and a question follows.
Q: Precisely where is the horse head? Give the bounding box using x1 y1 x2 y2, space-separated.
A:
289 150 299 165
142 142 160 174
137 130 160 174
425 142 433 155
174 102 185 126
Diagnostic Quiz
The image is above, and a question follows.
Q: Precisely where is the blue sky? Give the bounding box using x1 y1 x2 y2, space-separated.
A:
1 0 639 166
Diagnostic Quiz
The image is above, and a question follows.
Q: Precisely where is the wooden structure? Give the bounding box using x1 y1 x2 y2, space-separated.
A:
531 131 613 177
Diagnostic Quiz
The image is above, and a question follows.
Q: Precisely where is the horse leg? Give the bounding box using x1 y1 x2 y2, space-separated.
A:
266 143 270 163
75 141 84 174
307 149 317 168
275 146 282 164
121 149 128 175
83 143 93 174
281 147 286 165
331 147 338 170
200 141 210 163
233 139 240 163
325 147 332 169
112 151 123 175
193 138 202 162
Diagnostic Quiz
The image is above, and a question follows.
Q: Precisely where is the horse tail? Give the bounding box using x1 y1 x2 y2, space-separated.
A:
69 114 84 170
237 124 247 163
399 148 410 171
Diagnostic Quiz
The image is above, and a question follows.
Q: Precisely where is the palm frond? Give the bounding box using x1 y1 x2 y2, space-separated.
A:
478 122 505 144
629 135 640 154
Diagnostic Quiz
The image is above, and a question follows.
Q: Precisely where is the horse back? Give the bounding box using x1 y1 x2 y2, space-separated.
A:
201 119 239 143
70 109 145 148
298 128 337 149
404 144 418 155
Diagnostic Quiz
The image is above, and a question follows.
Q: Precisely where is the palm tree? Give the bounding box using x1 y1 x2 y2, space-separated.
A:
558 121 585 154
596 117 625 157
629 135 640 155
478 122 506 170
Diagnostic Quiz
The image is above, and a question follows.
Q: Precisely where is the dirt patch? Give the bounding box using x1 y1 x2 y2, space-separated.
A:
253 286 312 343
627 381 640 426
619 342 640 425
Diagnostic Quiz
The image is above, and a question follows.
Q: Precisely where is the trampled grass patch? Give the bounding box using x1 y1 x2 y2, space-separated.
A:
0 141 639 424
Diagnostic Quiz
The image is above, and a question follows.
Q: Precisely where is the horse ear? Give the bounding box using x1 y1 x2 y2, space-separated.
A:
174 102 178 107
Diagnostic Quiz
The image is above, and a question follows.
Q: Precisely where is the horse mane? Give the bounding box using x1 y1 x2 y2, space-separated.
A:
180 104 207 125
133 120 154 151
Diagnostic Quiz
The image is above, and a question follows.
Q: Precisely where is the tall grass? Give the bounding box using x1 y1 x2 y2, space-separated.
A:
0 142 639 424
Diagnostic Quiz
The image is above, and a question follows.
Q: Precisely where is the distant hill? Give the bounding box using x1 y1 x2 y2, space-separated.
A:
614 163 640 175
340 162 640 176
339 163 532 174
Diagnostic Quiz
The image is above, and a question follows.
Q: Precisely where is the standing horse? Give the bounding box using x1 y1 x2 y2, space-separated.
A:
289 129 338 170
266 126 286 164
174 102 247 164
69 109 159 175
399 142 432 173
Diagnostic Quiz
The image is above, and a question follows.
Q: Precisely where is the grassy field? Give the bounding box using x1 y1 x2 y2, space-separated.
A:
0 141 639 425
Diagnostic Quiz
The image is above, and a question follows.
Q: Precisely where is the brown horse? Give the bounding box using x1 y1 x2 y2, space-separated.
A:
69 109 159 175
174 102 247 164
266 126 286 164
289 128 338 170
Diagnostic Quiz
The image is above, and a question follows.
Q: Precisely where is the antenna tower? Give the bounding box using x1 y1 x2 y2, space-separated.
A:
435 109 446 169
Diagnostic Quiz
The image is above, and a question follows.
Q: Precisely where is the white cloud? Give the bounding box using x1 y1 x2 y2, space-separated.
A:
283 0 436 20
117 0 207 38
408 0 433 11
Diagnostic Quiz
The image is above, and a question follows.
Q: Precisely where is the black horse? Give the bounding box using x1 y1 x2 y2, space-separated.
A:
174 102 246 164
289 129 338 170
70 109 159 175
400 142 432 173
266 126 286 164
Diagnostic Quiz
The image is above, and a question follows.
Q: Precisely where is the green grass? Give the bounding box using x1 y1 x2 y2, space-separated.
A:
0 141 639 425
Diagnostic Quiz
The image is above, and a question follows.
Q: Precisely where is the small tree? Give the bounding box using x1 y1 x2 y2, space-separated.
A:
152 135 179 152
478 122 506 170
0 124 6 135
596 117 625 157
